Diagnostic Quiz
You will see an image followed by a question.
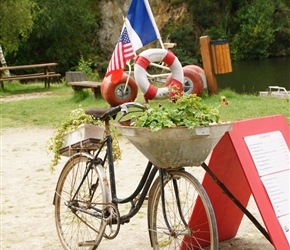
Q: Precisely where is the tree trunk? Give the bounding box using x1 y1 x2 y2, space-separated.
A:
0 45 11 77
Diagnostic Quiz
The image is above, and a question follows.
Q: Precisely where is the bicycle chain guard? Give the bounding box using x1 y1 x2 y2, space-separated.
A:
102 202 121 240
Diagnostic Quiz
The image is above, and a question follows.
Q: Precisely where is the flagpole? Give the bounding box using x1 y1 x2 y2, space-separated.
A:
159 37 165 49
144 0 164 49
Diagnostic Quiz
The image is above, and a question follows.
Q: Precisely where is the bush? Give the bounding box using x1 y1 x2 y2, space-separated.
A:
75 56 100 81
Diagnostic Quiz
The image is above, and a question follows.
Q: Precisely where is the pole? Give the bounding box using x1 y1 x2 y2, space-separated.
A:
200 36 218 95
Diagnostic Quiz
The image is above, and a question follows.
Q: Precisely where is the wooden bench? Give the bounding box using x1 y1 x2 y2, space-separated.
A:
0 63 61 91
66 71 102 98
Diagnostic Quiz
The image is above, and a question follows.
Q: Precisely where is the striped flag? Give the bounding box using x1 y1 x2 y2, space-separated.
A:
106 0 160 83
106 27 135 82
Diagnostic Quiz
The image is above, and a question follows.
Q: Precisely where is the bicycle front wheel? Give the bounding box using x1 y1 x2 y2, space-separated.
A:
148 169 218 250
54 153 110 250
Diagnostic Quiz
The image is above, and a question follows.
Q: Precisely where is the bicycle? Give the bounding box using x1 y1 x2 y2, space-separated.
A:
53 101 229 250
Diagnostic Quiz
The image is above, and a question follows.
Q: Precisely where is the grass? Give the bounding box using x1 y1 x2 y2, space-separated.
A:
1 81 108 128
0 81 68 96
1 81 289 129
200 89 290 123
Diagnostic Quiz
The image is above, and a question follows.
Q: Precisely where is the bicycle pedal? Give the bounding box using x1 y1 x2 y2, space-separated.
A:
78 240 97 247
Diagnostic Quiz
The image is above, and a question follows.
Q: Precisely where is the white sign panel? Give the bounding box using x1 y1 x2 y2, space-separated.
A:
244 131 290 244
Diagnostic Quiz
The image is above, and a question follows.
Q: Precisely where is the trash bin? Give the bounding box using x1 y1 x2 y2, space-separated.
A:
210 40 232 74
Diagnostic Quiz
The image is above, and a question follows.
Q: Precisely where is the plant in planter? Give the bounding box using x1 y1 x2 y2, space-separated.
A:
47 107 121 171
115 93 230 168
131 93 228 131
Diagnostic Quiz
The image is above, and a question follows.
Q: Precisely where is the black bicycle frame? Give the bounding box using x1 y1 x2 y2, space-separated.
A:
93 134 159 224
69 132 183 231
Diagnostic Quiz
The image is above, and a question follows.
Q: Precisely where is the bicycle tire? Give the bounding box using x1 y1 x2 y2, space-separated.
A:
147 169 218 250
54 153 110 250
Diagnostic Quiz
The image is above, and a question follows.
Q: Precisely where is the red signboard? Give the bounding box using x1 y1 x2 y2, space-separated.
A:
189 115 290 249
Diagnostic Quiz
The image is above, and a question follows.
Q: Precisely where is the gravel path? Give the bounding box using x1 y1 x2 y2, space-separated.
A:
1 126 275 249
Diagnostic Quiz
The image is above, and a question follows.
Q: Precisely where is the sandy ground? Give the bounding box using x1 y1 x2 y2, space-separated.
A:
0 93 275 250
1 125 276 250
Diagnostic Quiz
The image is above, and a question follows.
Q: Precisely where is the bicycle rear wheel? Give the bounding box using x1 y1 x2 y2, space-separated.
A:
148 169 218 250
54 153 110 250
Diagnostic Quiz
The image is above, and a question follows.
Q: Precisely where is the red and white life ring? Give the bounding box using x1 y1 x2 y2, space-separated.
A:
183 65 207 89
134 48 184 100
165 67 204 96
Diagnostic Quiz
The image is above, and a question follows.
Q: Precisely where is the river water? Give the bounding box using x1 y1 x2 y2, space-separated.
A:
215 56 290 94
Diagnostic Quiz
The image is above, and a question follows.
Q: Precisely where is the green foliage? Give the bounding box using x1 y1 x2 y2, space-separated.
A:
132 94 223 131
171 0 290 61
5 0 101 73
47 106 122 171
75 56 100 81
169 24 200 63
174 48 198 66
231 0 275 60
269 1 290 56
0 0 35 53
188 0 217 29
47 107 103 170
205 27 227 41
1 0 289 76
72 89 90 103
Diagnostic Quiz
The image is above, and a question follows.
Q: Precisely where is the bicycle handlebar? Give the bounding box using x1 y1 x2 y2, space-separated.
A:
109 102 146 117
103 105 122 118
117 102 147 121
120 102 146 112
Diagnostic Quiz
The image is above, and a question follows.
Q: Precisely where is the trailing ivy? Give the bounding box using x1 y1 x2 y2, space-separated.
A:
47 107 121 171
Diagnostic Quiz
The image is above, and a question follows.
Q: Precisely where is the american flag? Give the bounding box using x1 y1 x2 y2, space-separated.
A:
106 27 135 78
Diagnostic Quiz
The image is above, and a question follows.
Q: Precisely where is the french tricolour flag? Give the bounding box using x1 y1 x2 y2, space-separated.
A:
125 0 161 52
106 0 161 82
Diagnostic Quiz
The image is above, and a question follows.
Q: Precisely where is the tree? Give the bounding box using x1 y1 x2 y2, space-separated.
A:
231 0 275 60
0 45 10 76
5 0 100 73
269 1 290 56
0 0 35 53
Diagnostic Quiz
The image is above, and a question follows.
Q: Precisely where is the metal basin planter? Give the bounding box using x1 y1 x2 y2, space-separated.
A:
114 122 232 169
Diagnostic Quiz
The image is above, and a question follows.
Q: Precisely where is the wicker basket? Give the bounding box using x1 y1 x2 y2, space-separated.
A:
114 122 232 169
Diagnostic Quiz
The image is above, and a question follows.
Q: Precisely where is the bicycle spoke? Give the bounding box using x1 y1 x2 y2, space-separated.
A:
54 154 108 250
148 170 218 250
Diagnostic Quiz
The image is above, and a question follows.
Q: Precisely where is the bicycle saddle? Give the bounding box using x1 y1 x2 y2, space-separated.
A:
86 103 144 121
86 106 120 120
85 108 110 119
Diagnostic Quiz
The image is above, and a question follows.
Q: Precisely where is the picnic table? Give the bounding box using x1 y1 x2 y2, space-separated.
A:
0 63 61 91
